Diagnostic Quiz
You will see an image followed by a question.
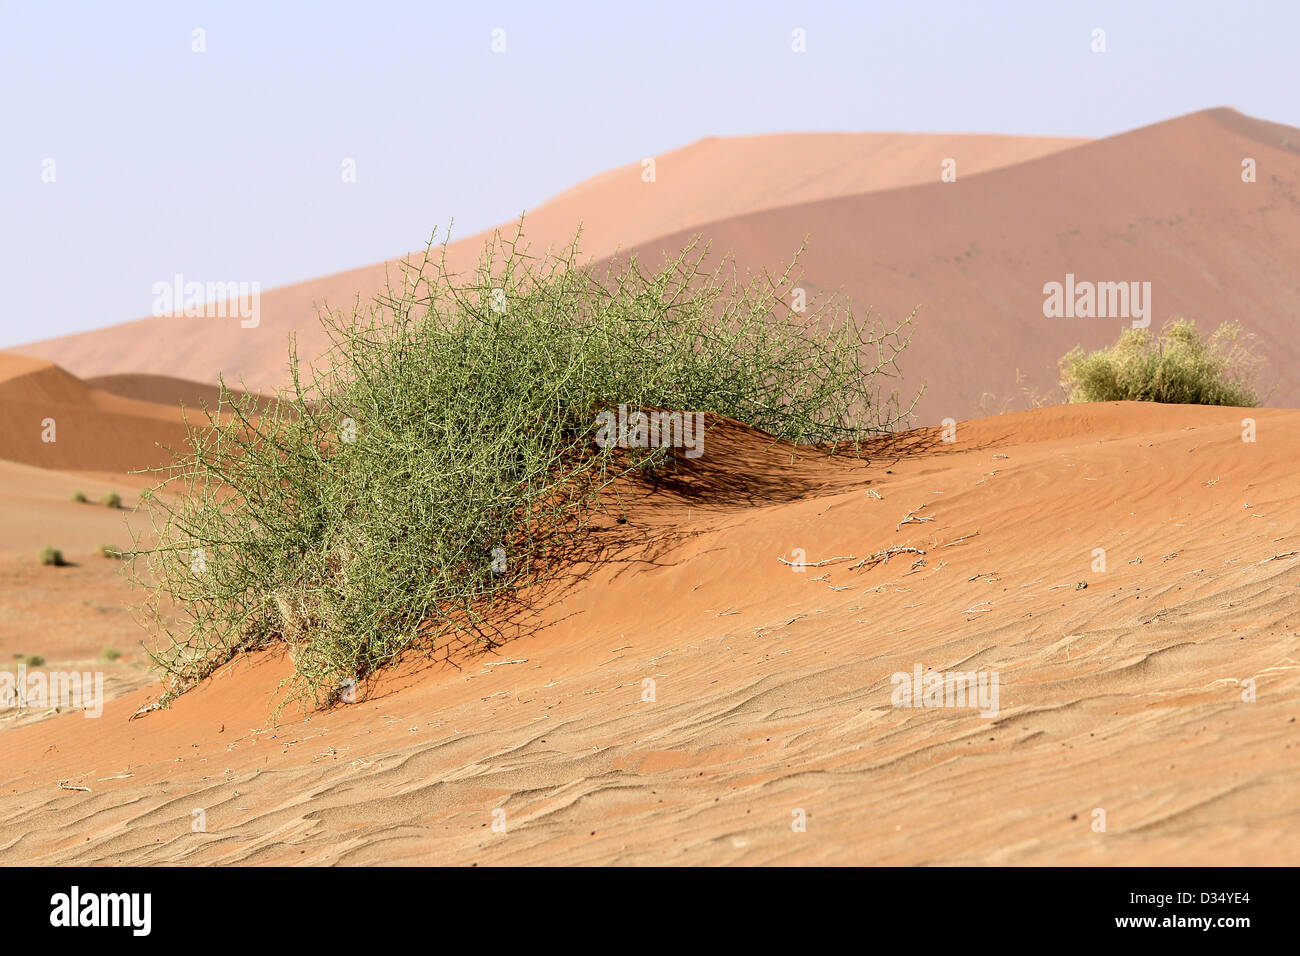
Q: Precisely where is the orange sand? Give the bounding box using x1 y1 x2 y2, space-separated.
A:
1 402 1296 864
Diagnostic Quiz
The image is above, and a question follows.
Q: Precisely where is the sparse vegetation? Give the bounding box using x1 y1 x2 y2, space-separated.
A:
1059 319 1262 406
133 226 919 711
71 491 88 503
102 648 123 662
974 367 1054 417
39 546 66 567
100 543 124 559
21 654 45 667
100 491 123 509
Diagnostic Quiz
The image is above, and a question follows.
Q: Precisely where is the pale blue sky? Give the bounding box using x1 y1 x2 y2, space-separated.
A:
2 0 1297 345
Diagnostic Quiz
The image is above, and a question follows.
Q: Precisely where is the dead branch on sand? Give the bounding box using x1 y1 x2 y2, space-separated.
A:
850 546 926 571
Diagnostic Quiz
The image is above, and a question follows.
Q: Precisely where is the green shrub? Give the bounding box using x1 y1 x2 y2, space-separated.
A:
21 654 45 667
133 227 918 711
1059 319 1261 406
100 544 124 559
71 491 88 503
102 647 123 662
100 491 123 509
39 546 66 567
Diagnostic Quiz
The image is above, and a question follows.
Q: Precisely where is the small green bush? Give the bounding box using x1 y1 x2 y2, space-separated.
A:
21 654 45 667
102 647 123 662
100 543 123 559
71 491 88 503
1060 319 1261 406
100 491 123 509
39 546 66 567
133 226 919 711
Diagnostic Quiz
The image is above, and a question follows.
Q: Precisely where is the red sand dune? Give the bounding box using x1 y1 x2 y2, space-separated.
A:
10 131 1085 399
1 402 1296 864
0 354 190 474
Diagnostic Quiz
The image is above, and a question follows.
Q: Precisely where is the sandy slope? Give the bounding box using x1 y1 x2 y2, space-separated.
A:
0 459 152 557
84 374 265 411
609 107 1300 423
10 131 1084 393
0 358 188 717
1 402 1296 865
0 354 190 473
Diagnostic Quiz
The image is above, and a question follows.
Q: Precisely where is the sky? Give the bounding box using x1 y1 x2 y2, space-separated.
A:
2 0 1298 346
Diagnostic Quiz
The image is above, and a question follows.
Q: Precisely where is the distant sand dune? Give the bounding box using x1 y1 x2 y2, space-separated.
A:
9 130 1087 402
84 373 265 412
606 107 1300 423
14 110 1299 427
0 354 189 473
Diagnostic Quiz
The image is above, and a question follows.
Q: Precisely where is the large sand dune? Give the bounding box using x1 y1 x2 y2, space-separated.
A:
612 107 1300 423
12 109 1300 428
1 402 1296 865
10 131 1085 399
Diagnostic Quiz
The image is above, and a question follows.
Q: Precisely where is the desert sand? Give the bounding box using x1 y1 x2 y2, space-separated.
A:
1 401 1296 864
2 108 1297 867
0 358 181 732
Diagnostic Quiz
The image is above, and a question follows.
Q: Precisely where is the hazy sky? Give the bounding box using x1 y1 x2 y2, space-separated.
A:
3 0 1297 346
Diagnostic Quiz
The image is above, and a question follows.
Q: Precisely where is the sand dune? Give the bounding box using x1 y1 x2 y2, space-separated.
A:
10 131 1085 394
512 130 1088 266
3 108 1297 868
15 110 1299 428
84 373 264 411
1 402 1296 865
608 107 1300 423
0 354 190 473
0 459 152 557
0 460 163 732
